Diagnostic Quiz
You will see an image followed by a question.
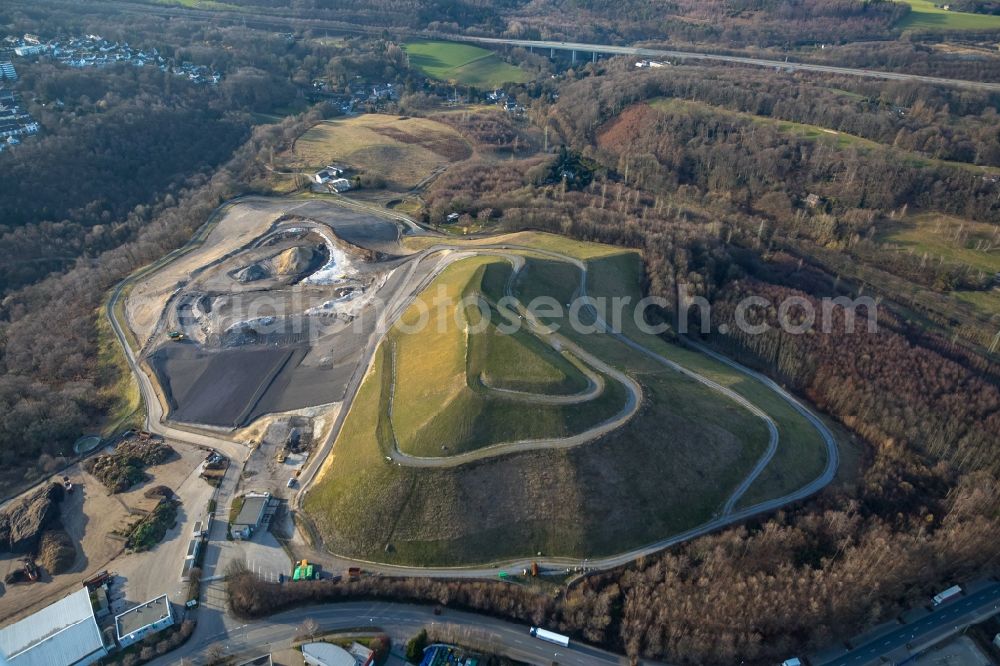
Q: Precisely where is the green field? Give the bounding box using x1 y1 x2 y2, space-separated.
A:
897 0 1000 30
880 213 1000 275
283 114 471 190
954 288 1000 314
302 232 835 565
403 40 531 88
387 256 628 458
649 97 878 150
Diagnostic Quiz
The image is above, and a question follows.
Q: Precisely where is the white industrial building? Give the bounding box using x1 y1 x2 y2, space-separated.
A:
0 587 108 666
302 642 356 666
302 642 374 666
115 594 174 648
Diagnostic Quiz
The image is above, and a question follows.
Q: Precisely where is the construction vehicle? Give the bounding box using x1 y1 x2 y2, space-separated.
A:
167 331 186 341
22 559 38 582
83 570 111 589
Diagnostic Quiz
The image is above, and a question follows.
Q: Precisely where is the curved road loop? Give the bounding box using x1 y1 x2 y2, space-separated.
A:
381 250 643 469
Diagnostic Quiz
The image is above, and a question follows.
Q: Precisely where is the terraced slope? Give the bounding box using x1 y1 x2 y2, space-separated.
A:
302 235 800 565
387 256 631 458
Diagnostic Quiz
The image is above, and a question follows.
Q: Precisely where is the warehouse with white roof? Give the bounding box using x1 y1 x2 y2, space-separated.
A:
0 587 108 666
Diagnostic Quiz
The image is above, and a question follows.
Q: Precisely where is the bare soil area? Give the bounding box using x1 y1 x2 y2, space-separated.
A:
128 197 410 430
0 442 206 623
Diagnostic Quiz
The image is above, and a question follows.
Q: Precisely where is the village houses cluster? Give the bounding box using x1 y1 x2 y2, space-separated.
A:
0 32 225 151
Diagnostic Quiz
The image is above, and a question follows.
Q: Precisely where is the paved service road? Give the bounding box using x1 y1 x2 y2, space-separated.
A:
818 583 1000 666
150 600 633 666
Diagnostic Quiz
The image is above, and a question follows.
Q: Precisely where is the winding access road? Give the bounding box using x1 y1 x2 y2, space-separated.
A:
380 249 643 469
291 237 839 575
107 199 842 664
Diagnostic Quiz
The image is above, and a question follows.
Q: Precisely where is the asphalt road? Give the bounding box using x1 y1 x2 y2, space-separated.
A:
453 35 1000 92
23 0 1000 92
818 583 1000 666
154 600 631 666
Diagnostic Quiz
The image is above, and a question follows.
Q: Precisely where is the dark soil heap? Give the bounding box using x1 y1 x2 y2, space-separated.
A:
85 438 174 493
0 483 64 554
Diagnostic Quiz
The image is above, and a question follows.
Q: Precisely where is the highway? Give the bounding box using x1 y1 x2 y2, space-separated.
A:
452 35 1000 92
817 583 1000 666
25 0 1000 92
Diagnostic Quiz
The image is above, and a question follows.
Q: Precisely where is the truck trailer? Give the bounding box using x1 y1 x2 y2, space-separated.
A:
530 627 570 647
932 585 962 606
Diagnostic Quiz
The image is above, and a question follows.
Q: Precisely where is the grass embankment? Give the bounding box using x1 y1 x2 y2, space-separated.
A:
304 232 816 565
96 312 143 437
516 250 831 509
284 114 472 190
879 212 1000 318
403 40 531 88
879 212 1000 275
388 256 626 457
896 0 1000 30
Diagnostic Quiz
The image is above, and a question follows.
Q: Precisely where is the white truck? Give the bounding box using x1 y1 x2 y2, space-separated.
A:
530 627 570 647
932 585 962 606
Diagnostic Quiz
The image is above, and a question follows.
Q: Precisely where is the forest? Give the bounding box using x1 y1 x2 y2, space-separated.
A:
413 59 1000 663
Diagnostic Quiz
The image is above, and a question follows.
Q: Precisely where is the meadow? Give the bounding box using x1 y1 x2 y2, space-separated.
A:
403 40 530 88
284 114 471 190
897 0 1000 30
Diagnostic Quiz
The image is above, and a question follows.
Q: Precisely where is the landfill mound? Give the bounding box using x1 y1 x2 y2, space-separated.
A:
0 483 64 554
234 245 320 283
273 246 316 275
